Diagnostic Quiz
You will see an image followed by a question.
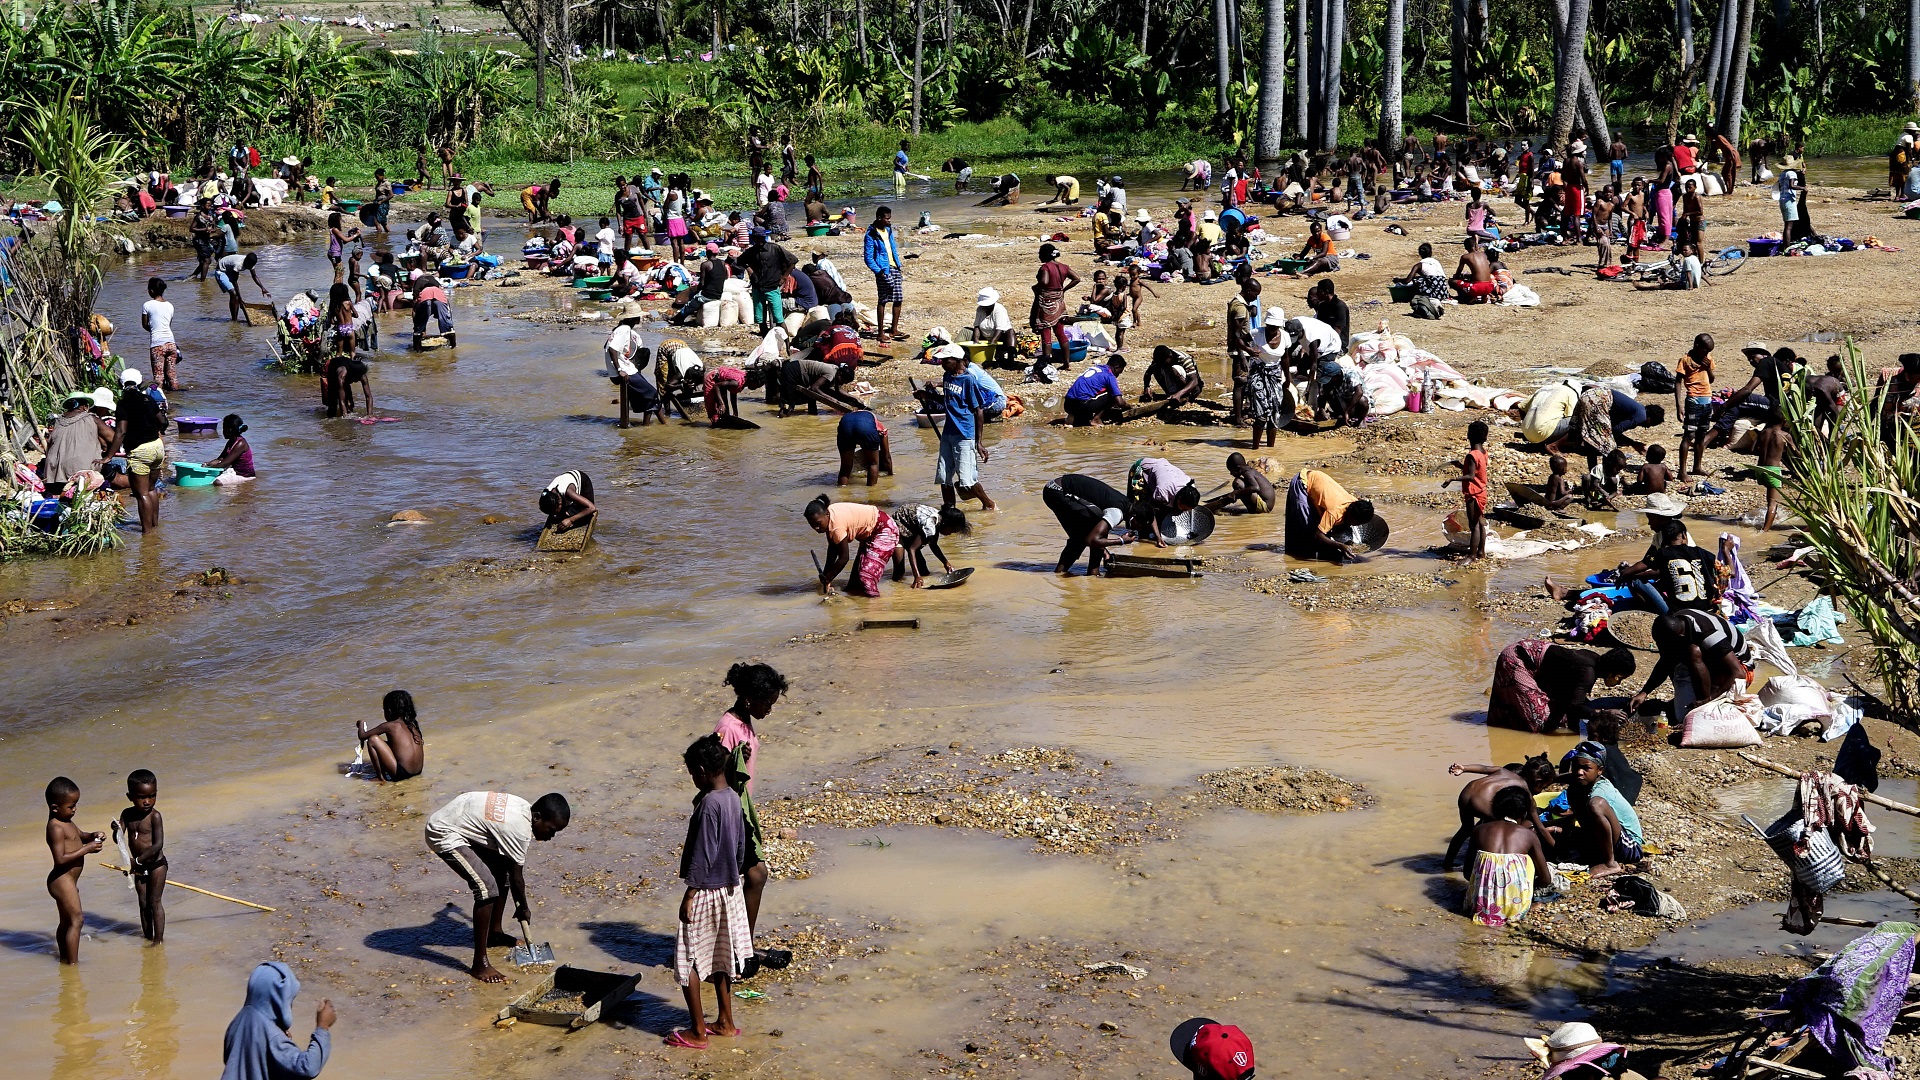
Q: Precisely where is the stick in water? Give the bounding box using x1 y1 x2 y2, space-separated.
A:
97 862 276 912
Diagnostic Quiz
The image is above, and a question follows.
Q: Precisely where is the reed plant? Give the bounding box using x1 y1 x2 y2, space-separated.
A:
1780 342 1920 724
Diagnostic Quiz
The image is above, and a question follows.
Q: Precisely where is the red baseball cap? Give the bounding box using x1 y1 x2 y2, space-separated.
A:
1173 1017 1255 1080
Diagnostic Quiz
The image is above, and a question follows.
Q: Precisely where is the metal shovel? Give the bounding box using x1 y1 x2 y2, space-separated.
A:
508 918 555 967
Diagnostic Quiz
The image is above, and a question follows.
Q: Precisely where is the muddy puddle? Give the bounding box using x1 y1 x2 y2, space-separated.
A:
0 206 1795 1079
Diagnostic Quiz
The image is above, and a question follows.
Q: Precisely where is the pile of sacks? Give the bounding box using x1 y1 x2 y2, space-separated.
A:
1347 325 1526 418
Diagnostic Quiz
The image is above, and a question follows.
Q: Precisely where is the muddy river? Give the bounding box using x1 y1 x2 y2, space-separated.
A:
0 184 1896 1079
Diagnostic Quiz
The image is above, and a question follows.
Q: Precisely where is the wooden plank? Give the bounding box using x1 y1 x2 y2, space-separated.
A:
1105 554 1203 579
859 617 919 630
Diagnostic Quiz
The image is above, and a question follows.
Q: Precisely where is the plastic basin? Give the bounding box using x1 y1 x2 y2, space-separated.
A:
1067 340 1090 365
961 342 995 367
1388 282 1416 302
1748 238 1779 257
440 262 472 279
575 276 614 288
176 415 220 434
173 462 220 488
806 224 831 236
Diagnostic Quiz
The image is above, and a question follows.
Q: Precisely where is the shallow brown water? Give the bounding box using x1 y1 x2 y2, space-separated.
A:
0 209 1774 1078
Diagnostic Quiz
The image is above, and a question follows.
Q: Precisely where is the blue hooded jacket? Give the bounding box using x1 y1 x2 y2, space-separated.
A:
221 961 331 1080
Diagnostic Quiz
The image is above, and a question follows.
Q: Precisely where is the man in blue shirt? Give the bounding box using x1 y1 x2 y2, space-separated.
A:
893 140 910 197
935 347 996 510
1063 356 1128 426
862 205 904 342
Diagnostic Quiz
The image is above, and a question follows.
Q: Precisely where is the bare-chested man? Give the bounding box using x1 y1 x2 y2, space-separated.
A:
1452 235 1495 303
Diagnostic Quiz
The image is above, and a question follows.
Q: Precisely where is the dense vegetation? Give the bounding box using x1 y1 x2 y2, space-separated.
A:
2 0 1915 188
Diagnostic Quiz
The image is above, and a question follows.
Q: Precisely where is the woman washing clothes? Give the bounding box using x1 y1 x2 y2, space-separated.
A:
540 470 597 533
206 414 256 484
804 495 898 597
37 391 113 488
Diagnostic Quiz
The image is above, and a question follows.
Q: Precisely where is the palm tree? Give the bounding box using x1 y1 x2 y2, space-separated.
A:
1255 0 1287 162
1292 0 1309 141
1550 0 1592 150
1909 0 1920 112
1381 0 1405 151
1320 0 1344 148
1718 0 1756 143
1449 0 1470 124
1213 0 1231 118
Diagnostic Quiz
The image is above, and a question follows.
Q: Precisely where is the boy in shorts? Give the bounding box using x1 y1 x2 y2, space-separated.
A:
1675 333 1716 480
425 790 570 983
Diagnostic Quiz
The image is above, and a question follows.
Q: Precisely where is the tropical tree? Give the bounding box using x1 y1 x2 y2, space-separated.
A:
1254 0 1286 162
265 26 363 146
1379 0 1406 150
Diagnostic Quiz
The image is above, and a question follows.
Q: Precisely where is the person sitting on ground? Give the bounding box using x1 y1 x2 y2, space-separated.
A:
1397 242 1452 302
1141 345 1203 407
803 494 899 597
835 409 893 487
1205 452 1276 514
1547 746 1643 880
1288 219 1339 277
1463 786 1556 927
892 503 968 588
1613 514 1718 616
1451 234 1495 302
426 789 570 983
1584 711 1644 804
1062 356 1128 426
1627 444 1672 495
1283 469 1376 562
1443 755 1557 870
1542 454 1577 511
968 287 1016 366
1043 473 1135 575
539 469 597 533
356 689 424 782
1488 639 1638 734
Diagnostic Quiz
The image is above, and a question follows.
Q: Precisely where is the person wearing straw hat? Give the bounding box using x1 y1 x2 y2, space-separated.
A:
604 300 661 427
1522 1022 1634 1079
1169 1017 1255 1080
38 390 113 487
1892 125 1919 198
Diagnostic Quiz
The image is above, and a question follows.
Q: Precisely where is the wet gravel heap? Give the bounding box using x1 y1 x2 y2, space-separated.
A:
1196 766 1372 814
758 745 1166 866
1248 571 1457 611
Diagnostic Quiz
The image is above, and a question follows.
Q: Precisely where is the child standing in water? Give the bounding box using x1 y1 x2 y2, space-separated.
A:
667 734 753 1049
357 690 425 781
1442 420 1490 557
45 776 106 964
117 769 167 942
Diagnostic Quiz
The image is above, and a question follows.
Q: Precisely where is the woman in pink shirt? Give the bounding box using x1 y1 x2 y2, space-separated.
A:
804 494 899 596
715 662 790 968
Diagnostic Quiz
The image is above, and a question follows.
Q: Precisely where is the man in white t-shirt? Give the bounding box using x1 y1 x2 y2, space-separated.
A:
141 277 184 391
426 789 570 983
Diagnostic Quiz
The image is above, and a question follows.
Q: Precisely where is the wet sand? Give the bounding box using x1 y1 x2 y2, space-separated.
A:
2 172 1913 1078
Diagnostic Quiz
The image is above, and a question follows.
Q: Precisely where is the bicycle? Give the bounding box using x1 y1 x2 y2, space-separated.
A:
1702 245 1746 277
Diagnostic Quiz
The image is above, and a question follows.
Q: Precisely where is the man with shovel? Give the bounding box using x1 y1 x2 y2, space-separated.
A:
425 790 571 983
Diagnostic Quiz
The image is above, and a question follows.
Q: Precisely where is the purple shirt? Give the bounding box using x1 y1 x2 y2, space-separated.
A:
679 786 746 890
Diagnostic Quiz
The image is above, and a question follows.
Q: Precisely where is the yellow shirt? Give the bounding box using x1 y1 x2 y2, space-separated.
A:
1303 470 1357 532
1198 221 1223 243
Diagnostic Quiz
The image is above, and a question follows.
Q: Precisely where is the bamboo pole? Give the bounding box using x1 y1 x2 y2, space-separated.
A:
1736 752 1920 817
98 862 276 912
1864 860 1920 905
